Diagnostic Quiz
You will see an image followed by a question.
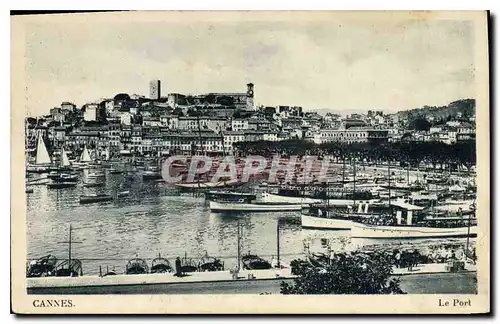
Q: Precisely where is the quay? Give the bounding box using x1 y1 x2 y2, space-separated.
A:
27 263 477 295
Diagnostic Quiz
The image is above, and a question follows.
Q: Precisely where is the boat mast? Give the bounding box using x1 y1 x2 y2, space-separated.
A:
57 224 82 274
342 155 346 198
220 131 227 186
407 162 410 185
237 221 242 271
466 205 473 250
276 220 280 268
388 158 391 207
196 109 204 193
353 156 356 207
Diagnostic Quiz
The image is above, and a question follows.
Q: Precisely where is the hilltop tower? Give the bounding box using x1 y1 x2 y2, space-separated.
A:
150 80 161 100
246 83 255 111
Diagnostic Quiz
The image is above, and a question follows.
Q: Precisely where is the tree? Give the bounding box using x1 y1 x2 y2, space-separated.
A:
410 117 431 131
281 252 405 295
172 107 184 117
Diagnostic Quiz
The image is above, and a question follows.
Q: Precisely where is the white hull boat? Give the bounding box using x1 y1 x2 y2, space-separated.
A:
259 193 322 205
260 193 379 207
209 200 303 212
301 214 354 230
175 179 240 189
350 222 477 239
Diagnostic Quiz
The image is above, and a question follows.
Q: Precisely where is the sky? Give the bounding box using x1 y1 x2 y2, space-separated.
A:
19 12 476 116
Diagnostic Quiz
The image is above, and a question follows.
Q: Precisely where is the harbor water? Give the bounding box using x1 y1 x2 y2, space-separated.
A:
27 169 475 276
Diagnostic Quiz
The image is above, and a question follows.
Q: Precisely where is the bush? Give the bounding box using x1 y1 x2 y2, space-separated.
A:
281 252 406 294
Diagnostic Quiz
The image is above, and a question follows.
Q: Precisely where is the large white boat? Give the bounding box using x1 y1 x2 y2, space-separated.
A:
350 206 477 239
209 200 303 212
300 199 397 230
351 220 477 239
301 214 356 230
259 192 379 206
259 192 322 205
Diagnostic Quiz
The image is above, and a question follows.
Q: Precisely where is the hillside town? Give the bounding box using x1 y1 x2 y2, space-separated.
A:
25 80 476 160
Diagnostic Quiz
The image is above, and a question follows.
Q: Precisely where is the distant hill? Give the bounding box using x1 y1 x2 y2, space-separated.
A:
395 99 475 121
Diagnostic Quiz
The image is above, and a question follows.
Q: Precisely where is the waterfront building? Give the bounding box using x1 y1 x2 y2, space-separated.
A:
231 118 249 131
243 130 266 142
53 126 67 148
223 131 245 154
107 122 121 153
131 125 143 153
83 103 102 122
313 127 389 145
178 116 229 133
120 111 132 125
342 118 367 129
167 93 185 108
50 108 67 123
159 114 179 129
61 102 76 111
280 116 303 129
248 117 276 131
142 116 162 127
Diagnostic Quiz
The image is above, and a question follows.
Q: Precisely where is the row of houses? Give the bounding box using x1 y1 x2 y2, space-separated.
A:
28 123 298 156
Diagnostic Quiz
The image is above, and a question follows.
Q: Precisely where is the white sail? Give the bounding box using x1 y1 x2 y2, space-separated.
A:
60 148 70 167
105 148 110 161
35 135 51 165
80 146 92 162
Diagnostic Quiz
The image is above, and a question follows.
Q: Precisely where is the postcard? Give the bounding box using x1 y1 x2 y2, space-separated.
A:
11 10 490 314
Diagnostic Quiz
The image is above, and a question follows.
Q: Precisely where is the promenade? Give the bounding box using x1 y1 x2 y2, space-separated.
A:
27 262 477 295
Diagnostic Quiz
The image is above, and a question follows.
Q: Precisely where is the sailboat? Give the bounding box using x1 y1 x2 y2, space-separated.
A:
72 145 92 169
47 148 78 189
26 135 52 173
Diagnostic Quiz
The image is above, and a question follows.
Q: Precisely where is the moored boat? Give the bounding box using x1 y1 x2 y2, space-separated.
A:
205 190 256 203
209 200 303 213
241 254 272 270
117 190 130 197
79 194 113 204
109 168 124 175
301 214 357 230
26 176 49 185
351 220 478 239
83 181 104 188
125 258 149 275
350 207 477 239
26 136 52 173
150 254 173 274
300 200 394 230
175 179 240 189
198 255 224 272
180 256 199 273
259 192 322 205
142 170 162 180
87 171 105 179
26 255 58 277
47 181 77 189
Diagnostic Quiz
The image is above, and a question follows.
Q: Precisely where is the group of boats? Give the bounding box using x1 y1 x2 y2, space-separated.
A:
27 252 278 278
205 162 478 239
26 255 83 278
25 136 163 203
